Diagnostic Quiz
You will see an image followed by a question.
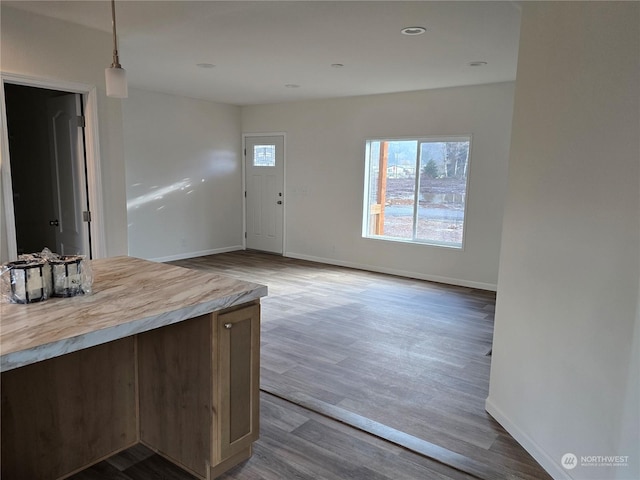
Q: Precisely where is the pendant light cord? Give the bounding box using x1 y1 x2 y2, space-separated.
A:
110 0 121 68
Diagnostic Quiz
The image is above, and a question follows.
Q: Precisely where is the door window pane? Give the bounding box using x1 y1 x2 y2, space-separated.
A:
253 145 276 167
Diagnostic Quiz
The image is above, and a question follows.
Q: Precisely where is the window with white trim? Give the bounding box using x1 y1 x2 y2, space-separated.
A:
362 137 471 248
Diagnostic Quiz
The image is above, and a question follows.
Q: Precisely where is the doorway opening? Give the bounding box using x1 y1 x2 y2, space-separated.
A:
4 84 91 257
1 74 106 262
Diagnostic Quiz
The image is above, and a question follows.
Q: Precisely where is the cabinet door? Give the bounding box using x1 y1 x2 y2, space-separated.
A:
217 303 260 461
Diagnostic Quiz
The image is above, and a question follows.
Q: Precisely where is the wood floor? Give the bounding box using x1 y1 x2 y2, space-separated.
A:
72 251 551 479
71 392 482 480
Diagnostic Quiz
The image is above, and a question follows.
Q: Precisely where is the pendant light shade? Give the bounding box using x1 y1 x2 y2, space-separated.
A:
105 66 128 98
106 0 127 98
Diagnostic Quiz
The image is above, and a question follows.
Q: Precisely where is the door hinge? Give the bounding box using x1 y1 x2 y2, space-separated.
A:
77 115 86 128
244 191 247 198
244 232 247 239
82 211 91 222
244 148 246 156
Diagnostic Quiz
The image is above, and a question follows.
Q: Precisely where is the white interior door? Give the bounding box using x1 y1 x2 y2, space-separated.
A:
245 135 284 254
47 94 90 256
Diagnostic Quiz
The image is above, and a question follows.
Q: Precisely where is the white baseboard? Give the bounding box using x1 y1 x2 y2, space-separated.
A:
284 251 497 291
148 245 244 263
148 248 496 290
485 397 570 480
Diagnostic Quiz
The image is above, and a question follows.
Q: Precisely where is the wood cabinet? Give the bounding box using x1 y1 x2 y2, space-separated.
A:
138 302 260 479
1 338 137 479
2 301 261 480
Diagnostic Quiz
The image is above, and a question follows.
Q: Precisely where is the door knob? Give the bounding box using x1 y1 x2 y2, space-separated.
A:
224 323 233 329
277 200 283 205
49 219 59 227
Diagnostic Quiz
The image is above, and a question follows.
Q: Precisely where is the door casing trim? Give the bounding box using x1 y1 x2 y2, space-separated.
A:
1 72 106 260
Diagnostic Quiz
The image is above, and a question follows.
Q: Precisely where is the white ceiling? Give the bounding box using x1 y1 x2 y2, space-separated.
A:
4 1 522 105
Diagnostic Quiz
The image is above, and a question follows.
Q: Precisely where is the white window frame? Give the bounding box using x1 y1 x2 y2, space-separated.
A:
362 135 472 249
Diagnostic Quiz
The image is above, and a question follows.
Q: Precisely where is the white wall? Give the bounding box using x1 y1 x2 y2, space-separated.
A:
487 3 639 480
122 88 243 261
0 6 128 259
242 82 515 289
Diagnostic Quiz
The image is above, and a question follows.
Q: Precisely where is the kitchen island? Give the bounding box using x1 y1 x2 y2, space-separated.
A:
1 256 267 479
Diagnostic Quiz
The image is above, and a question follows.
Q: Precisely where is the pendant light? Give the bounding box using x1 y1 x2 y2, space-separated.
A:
105 0 128 98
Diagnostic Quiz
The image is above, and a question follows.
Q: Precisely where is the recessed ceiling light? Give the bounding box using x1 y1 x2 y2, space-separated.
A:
468 61 488 67
196 63 215 69
401 26 426 36
331 63 344 68
285 84 300 88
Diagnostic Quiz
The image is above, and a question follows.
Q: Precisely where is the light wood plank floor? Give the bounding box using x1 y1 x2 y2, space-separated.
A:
72 251 551 479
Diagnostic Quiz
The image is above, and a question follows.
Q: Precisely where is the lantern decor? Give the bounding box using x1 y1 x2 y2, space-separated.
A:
1 248 93 304
5 259 49 304
50 255 84 297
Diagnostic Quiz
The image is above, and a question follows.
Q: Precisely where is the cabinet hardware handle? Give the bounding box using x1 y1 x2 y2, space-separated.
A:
224 323 233 329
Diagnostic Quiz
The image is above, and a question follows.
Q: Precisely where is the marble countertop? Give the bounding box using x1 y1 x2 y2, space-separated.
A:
0 256 267 372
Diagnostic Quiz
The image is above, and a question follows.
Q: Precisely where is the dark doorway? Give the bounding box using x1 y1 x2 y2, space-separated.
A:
4 83 91 257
